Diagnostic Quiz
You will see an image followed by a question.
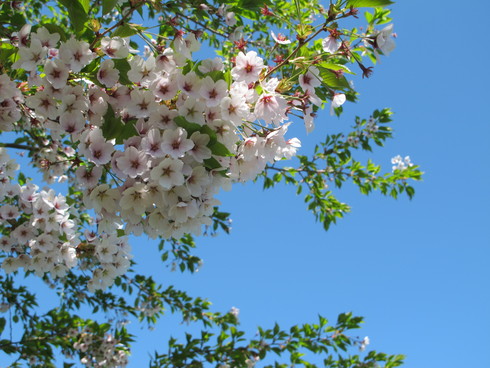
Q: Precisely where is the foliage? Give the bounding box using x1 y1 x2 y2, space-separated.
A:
0 0 421 366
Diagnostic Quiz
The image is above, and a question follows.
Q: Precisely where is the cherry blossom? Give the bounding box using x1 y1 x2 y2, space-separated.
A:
330 93 346 115
271 31 291 45
231 51 265 84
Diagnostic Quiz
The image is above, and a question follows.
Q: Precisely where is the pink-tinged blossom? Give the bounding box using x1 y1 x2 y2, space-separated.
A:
60 111 85 135
0 204 19 220
169 200 199 223
391 155 412 171
44 58 69 89
304 106 315 134
148 105 178 129
198 57 224 74
173 32 201 60
127 89 158 118
155 48 177 73
87 138 114 166
109 85 131 109
101 37 130 59
282 137 301 159
188 132 212 163
0 74 19 102
127 55 156 85
231 51 264 84
271 31 291 45
178 97 206 125
88 86 109 119
375 24 396 55
230 81 257 102
11 24 31 47
239 136 264 161
89 184 119 213
12 39 47 72
254 93 288 126
119 183 149 215
150 158 185 189
205 105 222 123
116 146 150 178
97 59 119 88
31 26 60 49
151 75 178 100
299 66 321 93
330 93 346 115
58 38 94 72
177 71 202 98
26 90 59 120
208 119 238 149
75 166 102 188
141 128 165 158
60 92 89 115
200 76 228 107
322 36 341 53
220 95 249 126
160 127 195 158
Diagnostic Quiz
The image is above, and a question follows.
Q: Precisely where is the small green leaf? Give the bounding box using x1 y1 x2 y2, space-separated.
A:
174 116 202 136
112 58 132 85
206 70 225 82
102 0 119 16
0 318 5 334
112 24 138 38
347 0 394 7
101 105 137 144
209 142 233 157
57 0 88 34
318 67 351 90
79 0 90 13
318 62 354 74
203 157 224 171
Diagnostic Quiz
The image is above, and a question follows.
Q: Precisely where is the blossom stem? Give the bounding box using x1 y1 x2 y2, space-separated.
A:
175 11 228 38
0 143 35 151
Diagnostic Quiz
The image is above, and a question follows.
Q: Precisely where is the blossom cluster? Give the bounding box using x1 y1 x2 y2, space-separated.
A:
0 148 79 277
69 328 129 368
0 25 308 287
391 155 413 171
0 17 399 288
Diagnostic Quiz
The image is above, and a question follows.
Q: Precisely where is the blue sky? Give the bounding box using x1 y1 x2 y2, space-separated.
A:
129 0 490 367
1 0 489 367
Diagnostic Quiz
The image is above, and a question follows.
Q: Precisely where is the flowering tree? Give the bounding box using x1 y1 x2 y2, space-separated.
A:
0 0 421 366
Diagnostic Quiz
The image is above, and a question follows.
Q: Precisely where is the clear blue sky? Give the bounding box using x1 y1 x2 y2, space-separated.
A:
2 1 489 367
129 1 490 367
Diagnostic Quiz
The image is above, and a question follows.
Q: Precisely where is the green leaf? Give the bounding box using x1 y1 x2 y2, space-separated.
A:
203 157 224 171
206 70 225 82
0 44 16 65
57 0 88 34
0 317 5 334
10 13 26 28
102 0 119 16
199 125 218 145
112 59 132 85
101 105 137 144
111 24 138 38
79 0 90 13
209 142 233 157
318 67 351 90
318 62 354 74
174 116 202 136
347 0 394 7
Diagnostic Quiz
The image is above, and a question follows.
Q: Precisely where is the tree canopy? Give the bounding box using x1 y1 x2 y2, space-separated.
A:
0 0 421 367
